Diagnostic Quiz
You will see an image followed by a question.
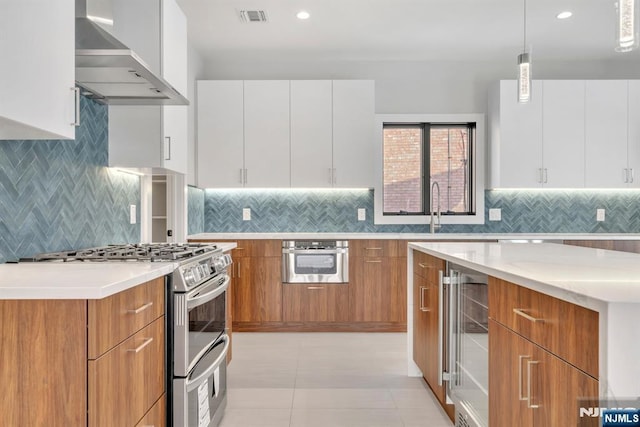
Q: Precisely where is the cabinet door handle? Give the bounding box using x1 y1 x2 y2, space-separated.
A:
419 286 430 312
128 301 153 314
164 136 171 161
513 308 544 323
365 260 382 263
418 262 428 269
128 337 154 353
71 87 81 126
307 286 324 290
365 247 382 251
625 168 630 183
543 168 548 184
527 360 540 409
518 355 529 401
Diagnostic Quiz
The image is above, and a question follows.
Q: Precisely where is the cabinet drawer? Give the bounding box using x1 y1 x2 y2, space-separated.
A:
413 251 444 279
283 284 349 322
88 317 165 427
135 394 166 427
350 239 405 257
88 277 165 359
233 239 281 257
488 277 598 378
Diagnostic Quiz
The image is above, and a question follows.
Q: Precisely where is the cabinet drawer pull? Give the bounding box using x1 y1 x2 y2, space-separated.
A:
128 337 154 353
128 301 153 314
418 262 428 268
365 247 382 250
527 360 539 409
307 286 324 290
513 308 543 323
365 260 382 263
419 286 430 312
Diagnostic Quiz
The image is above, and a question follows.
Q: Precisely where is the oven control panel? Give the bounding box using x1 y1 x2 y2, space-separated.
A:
177 253 232 290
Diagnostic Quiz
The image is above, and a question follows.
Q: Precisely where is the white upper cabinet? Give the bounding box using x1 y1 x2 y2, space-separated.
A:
244 81 291 187
290 80 333 187
333 80 375 188
489 80 543 188
584 80 628 188
628 81 640 188
108 0 188 174
0 0 76 140
542 80 585 188
197 81 245 188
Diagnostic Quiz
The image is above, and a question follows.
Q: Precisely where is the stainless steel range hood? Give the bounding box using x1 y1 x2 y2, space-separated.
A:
75 0 188 105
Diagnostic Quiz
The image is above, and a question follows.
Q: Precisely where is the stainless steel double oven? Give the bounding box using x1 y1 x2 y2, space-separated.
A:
169 248 232 427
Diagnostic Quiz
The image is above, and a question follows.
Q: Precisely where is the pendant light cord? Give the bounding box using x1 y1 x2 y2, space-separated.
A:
523 0 527 52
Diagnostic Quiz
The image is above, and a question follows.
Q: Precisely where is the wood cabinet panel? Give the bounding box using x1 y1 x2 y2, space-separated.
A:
489 320 598 427
564 239 640 254
135 394 166 427
488 277 598 378
0 299 86 427
283 284 349 322
88 317 165 427
349 239 405 257
233 239 282 258
88 277 165 359
233 256 282 322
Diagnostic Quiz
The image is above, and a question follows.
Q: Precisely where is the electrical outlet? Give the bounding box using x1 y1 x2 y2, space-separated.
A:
242 208 251 221
129 205 136 224
597 208 605 222
357 208 366 221
489 208 501 221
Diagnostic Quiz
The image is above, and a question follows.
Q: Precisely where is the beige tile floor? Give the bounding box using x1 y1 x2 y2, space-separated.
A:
220 332 453 427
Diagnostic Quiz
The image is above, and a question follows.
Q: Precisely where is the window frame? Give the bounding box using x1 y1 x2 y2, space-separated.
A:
374 113 486 226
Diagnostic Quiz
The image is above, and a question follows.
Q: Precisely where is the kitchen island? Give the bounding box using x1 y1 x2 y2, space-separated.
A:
408 241 640 425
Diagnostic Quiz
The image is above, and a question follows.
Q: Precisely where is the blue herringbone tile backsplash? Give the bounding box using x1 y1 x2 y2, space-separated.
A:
200 188 640 234
0 95 140 263
188 186 205 235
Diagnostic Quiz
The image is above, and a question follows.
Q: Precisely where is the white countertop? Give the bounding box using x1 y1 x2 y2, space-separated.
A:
0 241 237 300
409 242 640 306
189 232 640 240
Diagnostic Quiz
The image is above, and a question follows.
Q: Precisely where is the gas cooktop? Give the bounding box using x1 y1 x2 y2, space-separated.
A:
21 243 218 263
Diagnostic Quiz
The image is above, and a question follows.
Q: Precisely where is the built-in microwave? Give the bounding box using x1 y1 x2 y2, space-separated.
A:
282 240 349 283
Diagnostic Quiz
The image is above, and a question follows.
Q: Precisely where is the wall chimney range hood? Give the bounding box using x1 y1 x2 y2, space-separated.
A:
75 0 188 105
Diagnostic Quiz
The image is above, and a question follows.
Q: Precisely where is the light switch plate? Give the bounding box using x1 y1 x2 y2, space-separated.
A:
597 208 605 222
129 205 136 224
489 208 501 221
243 208 251 221
357 208 366 221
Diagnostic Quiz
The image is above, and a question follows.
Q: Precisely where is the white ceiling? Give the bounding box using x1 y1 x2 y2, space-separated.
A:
176 0 640 64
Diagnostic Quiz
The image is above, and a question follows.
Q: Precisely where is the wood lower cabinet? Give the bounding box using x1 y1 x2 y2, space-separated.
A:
231 240 282 326
489 320 598 427
88 317 165 427
412 251 453 419
0 299 87 426
0 278 166 427
349 239 407 328
488 276 599 427
283 284 349 322
136 395 166 427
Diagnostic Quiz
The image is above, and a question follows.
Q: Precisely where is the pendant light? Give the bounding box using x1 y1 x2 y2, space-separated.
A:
616 0 638 52
517 0 531 103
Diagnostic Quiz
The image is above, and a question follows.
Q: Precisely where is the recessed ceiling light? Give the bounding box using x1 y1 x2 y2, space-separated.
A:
556 11 573 19
296 10 310 20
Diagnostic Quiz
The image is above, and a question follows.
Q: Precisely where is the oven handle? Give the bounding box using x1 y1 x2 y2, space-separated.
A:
185 334 230 393
186 274 230 310
282 249 348 255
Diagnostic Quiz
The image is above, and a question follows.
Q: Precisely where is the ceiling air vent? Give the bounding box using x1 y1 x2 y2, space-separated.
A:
238 10 268 23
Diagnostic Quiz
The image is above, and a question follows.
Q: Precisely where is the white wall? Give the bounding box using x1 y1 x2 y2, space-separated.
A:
202 57 640 114
187 42 205 186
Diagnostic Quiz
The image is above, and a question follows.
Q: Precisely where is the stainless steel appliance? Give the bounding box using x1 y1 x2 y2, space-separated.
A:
282 240 348 283
22 243 231 427
440 262 489 427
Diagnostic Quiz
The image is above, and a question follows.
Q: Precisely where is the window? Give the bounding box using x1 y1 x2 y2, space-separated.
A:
383 123 475 215
374 114 485 225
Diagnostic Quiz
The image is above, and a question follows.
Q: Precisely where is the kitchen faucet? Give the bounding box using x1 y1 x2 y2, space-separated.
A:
430 181 441 234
